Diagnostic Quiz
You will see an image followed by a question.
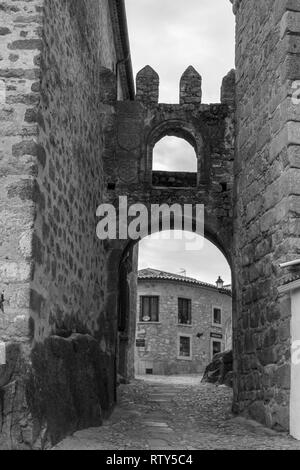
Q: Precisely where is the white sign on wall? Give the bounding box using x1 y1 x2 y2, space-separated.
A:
290 286 300 441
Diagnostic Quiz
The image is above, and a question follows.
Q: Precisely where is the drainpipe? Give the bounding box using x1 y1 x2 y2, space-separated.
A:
115 0 135 100
279 259 300 269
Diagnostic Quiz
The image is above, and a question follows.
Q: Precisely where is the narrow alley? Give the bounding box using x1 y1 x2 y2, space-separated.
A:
54 376 300 451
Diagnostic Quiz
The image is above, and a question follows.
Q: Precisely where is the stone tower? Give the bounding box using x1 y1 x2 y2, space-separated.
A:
232 0 300 430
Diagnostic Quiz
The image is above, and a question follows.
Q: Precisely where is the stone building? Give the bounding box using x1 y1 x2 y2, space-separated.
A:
0 0 136 449
1 0 300 449
135 269 232 376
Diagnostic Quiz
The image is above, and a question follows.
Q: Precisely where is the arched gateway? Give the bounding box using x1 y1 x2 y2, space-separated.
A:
101 62 235 388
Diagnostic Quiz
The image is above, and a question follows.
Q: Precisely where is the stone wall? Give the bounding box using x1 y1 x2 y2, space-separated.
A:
0 0 134 449
135 279 232 375
0 0 44 449
152 171 197 188
233 0 300 431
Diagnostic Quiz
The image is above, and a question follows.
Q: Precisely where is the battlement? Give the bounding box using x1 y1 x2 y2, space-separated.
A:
221 69 235 106
230 0 242 15
136 65 159 105
136 65 235 107
180 66 202 106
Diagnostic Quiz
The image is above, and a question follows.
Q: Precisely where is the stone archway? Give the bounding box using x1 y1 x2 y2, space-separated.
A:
105 205 234 387
101 61 236 413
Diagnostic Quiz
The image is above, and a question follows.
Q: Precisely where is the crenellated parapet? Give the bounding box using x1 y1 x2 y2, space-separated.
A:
221 69 235 106
136 65 159 105
109 65 236 194
230 0 242 15
180 66 202 106
136 65 234 108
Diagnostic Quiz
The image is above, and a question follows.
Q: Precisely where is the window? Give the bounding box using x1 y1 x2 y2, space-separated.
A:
212 340 222 358
140 296 159 322
153 136 197 173
152 136 198 188
178 298 192 325
212 307 222 326
178 335 192 359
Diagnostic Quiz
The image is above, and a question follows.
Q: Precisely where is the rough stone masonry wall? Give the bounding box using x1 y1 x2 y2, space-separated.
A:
0 0 123 449
0 0 44 449
233 0 300 431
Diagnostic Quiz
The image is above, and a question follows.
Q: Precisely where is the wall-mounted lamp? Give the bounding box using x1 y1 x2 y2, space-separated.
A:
216 276 224 289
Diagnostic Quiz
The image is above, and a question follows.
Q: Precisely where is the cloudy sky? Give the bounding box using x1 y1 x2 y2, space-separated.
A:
125 0 235 284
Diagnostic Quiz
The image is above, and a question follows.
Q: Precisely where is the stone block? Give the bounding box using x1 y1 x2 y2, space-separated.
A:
28 334 116 447
248 401 270 427
0 262 31 283
274 363 291 389
258 347 279 366
275 0 300 25
281 11 300 38
287 145 300 168
272 404 290 430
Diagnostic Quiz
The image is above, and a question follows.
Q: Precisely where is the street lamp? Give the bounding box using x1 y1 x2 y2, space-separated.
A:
216 276 224 289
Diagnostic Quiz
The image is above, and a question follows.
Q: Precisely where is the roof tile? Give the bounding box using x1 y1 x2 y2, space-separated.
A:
138 268 232 296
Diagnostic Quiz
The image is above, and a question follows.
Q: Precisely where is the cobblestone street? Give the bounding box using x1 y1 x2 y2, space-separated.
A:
54 376 300 450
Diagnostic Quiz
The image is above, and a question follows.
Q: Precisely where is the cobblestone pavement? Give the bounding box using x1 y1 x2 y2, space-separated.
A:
54 375 300 450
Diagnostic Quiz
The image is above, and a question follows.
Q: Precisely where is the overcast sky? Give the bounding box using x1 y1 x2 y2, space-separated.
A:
126 0 235 284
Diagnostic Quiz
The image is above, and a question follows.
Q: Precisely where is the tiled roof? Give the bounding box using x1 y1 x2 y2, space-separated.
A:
138 268 232 296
